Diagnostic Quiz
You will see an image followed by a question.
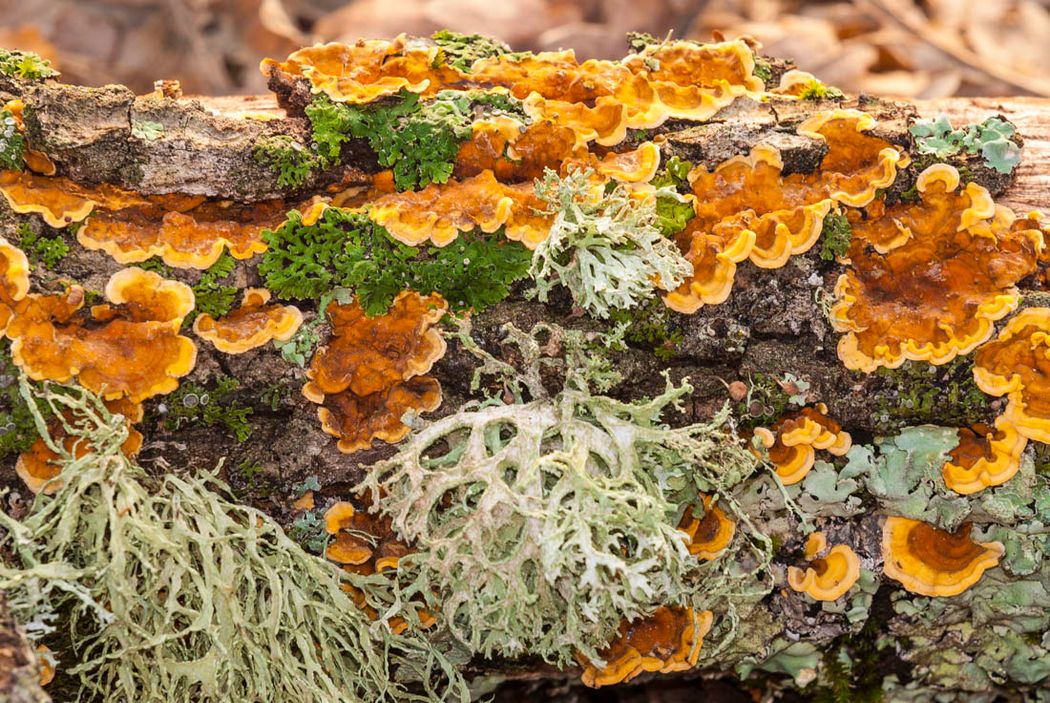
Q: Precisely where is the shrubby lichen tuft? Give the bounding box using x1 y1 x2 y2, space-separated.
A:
529 168 693 318
356 321 763 665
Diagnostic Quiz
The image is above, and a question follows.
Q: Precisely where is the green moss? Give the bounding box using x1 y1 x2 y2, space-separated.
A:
805 616 885 703
753 58 773 85
0 48 57 80
162 376 254 443
0 344 44 459
651 155 696 237
15 222 68 269
305 90 523 191
0 107 25 170
799 79 845 101
872 358 991 433
252 135 317 188
819 211 852 260
260 206 531 315
431 30 520 71
185 254 238 325
609 298 683 360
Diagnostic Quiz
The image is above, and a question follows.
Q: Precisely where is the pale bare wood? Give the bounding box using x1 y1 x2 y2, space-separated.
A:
916 97 1050 213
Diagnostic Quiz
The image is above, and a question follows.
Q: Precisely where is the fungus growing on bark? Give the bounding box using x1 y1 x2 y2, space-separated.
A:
882 516 1004 597
679 495 736 560
579 607 714 688
0 237 30 334
787 531 861 601
973 307 1050 443
36 645 55 687
0 171 97 227
665 110 908 313
368 170 549 248
16 399 143 495
303 291 446 453
193 288 303 354
942 416 1028 495
7 268 196 402
79 199 284 270
753 404 852 485
455 118 579 182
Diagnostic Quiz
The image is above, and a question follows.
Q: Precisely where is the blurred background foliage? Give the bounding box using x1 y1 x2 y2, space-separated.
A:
0 0 1048 98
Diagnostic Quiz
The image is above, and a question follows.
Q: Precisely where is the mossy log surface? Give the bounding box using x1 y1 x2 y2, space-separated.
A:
1 63 1050 703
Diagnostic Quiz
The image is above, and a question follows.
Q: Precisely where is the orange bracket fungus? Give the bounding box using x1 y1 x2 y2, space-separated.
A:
193 288 303 354
579 607 714 688
832 164 1044 372
16 399 144 495
973 307 1050 443
787 531 861 601
942 416 1028 495
753 403 852 485
303 291 447 453
0 237 30 334
882 516 1004 597
6 267 197 402
665 110 909 313
678 495 736 560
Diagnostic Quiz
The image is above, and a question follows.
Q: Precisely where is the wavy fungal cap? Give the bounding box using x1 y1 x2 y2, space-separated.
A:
755 404 852 485
679 495 736 560
832 165 1043 373
193 288 303 354
942 416 1027 495
882 517 1003 597
579 607 714 688
665 110 908 314
787 531 861 601
973 307 1050 443
7 268 197 402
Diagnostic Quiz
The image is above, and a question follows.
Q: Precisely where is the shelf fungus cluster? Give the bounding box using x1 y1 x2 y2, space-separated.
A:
753 403 852 485
881 517 1004 597
787 531 861 601
302 291 446 453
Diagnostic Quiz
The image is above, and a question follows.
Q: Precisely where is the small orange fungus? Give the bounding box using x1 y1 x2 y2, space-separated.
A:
368 170 550 248
678 495 736 560
303 291 447 453
579 607 714 687
0 237 30 334
942 416 1028 495
665 110 909 313
787 531 861 601
36 644 55 687
7 268 196 402
832 165 1043 372
754 403 852 485
973 307 1050 443
193 288 303 353
882 516 1003 597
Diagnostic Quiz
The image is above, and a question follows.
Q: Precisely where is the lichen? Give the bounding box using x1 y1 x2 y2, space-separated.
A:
0 107 25 170
0 379 468 702
160 375 254 442
431 30 520 72
871 358 992 433
252 135 316 188
910 114 1022 174
355 321 765 665
529 168 692 318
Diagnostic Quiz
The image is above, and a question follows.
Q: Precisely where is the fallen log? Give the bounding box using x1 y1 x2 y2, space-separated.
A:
0 36 1047 703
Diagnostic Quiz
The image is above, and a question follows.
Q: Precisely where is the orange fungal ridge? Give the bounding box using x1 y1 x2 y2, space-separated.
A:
6 267 197 402
973 307 1050 443
753 403 852 485
832 165 1044 372
942 416 1028 495
303 291 447 453
579 607 714 688
193 288 303 354
787 531 861 601
678 495 736 560
882 517 1003 597
263 37 762 141
664 110 909 313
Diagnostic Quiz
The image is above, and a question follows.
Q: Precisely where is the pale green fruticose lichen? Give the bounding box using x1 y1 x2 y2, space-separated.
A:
355 321 765 666
0 379 467 703
529 168 693 319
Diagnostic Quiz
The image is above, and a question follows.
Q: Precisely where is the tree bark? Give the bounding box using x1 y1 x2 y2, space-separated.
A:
1 69 1049 702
